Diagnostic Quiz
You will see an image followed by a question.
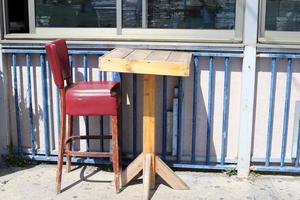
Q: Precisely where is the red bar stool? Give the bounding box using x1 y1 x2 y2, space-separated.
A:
45 39 121 194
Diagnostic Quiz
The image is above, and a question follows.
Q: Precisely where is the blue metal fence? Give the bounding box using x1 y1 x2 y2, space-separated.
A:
252 54 300 173
4 48 242 171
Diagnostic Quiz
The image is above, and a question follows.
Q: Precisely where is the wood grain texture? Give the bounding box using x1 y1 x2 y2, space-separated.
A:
143 154 152 200
104 48 134 59
121 153 143 186
156 156 189 190
143 75 156 154
143 75 156 188
112 115 120 193
99 48 191 76
56 89 66 194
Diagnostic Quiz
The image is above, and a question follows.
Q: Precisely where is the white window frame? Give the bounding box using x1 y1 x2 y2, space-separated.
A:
259 0 300 44
4 0 244 43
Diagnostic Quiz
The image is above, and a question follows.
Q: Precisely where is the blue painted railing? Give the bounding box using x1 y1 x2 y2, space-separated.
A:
253 53 300 173
4 48 242 171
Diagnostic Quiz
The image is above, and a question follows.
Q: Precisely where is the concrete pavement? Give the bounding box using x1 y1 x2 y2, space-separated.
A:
0 164 299 200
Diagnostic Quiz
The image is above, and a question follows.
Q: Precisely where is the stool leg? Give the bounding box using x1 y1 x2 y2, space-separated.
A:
66 115 72 172
56 91 66 194
112 116 120 193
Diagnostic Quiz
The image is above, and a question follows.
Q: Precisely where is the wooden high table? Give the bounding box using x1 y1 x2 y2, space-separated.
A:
99 48 192 199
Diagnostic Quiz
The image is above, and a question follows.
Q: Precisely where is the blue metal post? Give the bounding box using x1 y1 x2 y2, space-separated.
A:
69 55 73 78
162 76 167 160
191 56 199 163
83 55 90 151
40 54 50 157
68 55 74 151
12 53 22 154
265 58 276 166
280 58 292 167
26 54 35 156
99 70 104 152
221 57 229 165
46 59 54 154
177 77 184 162
206 57 214 164
132 74 137 157
295 121 300 168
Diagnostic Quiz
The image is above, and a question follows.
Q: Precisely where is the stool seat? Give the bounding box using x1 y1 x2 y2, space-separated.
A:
65 81 120 116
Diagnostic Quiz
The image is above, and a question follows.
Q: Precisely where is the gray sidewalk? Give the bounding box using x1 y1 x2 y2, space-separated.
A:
0 163 299 200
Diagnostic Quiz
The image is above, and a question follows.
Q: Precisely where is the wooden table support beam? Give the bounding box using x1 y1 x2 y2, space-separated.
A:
121 75 189 200
100 48 192 200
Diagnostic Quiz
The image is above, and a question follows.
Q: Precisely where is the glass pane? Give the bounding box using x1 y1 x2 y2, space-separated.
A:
266 0 300 31
148 0 236 29
123 0 142 27
35 0 116 28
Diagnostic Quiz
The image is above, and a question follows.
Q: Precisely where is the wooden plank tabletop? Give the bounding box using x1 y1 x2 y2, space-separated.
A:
99 48 192 76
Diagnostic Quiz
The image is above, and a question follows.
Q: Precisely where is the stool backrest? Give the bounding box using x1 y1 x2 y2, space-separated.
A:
45 39 71 89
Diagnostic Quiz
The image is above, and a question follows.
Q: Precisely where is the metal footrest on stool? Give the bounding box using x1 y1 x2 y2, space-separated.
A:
65 134 112 145
65 150 112 158
64 134 113 158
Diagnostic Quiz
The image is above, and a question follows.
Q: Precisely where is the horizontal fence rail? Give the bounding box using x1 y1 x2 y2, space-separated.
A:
3 48 242 171
252 53 300 173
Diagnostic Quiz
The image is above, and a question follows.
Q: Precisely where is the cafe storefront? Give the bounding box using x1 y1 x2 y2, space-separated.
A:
0 0 300 176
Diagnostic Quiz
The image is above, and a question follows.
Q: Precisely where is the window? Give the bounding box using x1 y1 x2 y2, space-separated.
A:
122 0 236 29
35 0 116 28
260 0 300 43
147 0 236 29
6 0 29 33
6 0 243 42
265 0 300 31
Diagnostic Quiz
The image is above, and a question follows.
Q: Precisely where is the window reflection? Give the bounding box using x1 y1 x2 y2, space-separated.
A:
35 0 116 27
122 0 142 28
266 0 300 31
36 0 236 29
147 0 236 29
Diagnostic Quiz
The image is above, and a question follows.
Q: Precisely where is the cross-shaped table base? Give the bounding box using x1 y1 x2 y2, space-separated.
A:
121 75 189 200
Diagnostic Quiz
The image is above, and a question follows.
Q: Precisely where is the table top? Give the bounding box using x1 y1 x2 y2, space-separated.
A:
99 48 192 76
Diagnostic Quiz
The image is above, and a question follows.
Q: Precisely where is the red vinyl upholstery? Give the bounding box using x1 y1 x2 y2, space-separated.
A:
45 39 71 89
45 39 121 193
45 39 120 116
65 81 120 116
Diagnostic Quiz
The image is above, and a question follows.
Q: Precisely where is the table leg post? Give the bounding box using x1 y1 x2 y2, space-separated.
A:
121 74 189 197
143 74 157 190
143 154 152 200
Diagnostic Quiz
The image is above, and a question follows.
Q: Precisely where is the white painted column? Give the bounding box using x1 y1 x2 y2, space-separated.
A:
0 44 10 155
0 1 9 155
237 0 259 177
28 0 36 33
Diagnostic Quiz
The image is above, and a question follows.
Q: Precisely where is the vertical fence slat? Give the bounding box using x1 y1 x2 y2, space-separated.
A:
132 74 137 157
83 55 90 151
26 54 35 156
280 58 292 167
46 59 54 153
191 56 199 163
69 54 73 79
177 77 183 162
68 54 74 151
55 88 60 147
221 57 229 165
99 69 104 152
295 121 300 168
162 76 167 160
206 57 214 164
265 58 276 166
40 54 50 156
12 53 22 154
